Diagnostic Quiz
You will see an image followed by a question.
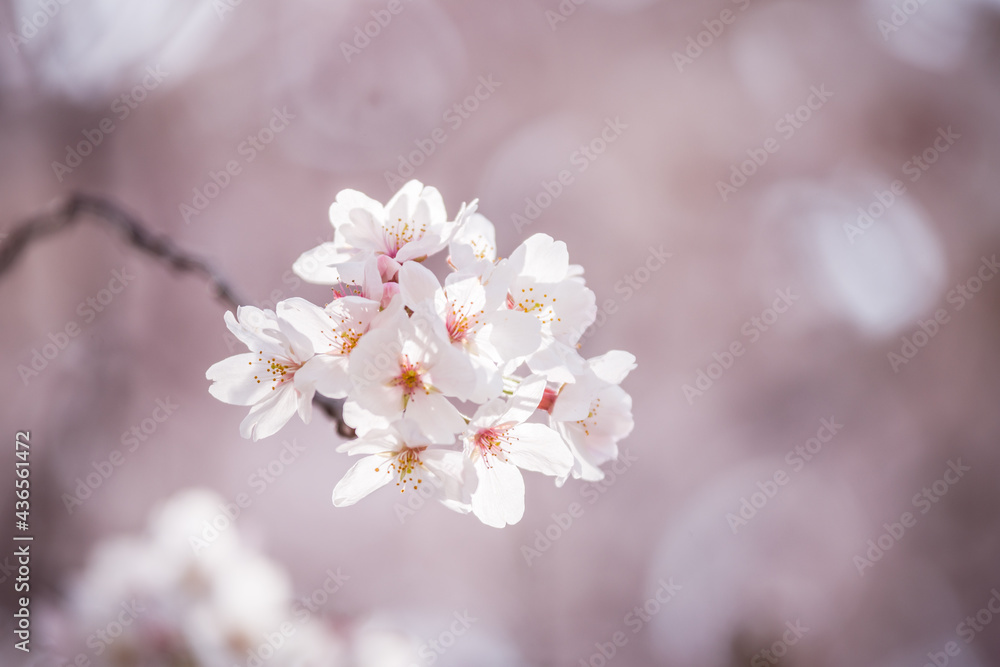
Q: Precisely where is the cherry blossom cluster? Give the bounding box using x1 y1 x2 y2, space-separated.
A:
206 180 635 527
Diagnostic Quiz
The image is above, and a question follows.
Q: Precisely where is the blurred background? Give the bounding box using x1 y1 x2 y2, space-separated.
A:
2 0 1000 665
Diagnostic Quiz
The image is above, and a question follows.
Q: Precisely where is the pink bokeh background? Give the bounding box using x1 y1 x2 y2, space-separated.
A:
2 0 1000 665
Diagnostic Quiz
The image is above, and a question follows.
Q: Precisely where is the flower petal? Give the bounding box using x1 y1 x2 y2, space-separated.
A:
207 353 274 406
332 454 393 507
471 457 525 528
239 386 299 441
505 423 574 477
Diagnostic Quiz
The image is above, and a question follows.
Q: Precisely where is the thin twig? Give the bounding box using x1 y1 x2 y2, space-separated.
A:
0 193 355 438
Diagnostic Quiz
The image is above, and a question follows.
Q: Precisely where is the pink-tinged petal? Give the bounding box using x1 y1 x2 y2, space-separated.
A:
292 243 355 285
377 254 401 281
504 423 574 477
498 375 547 425
405 392 466 443
471 458 525 528
296 354 351 399
342 400 392 437
239 386 299 441
207 353 274 406
485 310 542 361
332 454 393 507
379 282 400 309
398 261 441 310
590 350 637 385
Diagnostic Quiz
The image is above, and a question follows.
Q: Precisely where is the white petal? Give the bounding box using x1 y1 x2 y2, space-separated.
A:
505 423 574 477
296 354 351 399
590 350 637 385
485 310 542 361
421 449 472 510
527 341 580 384
277 298 337 353
425 343 477 399
332 455 393 507
510 234 569 283
471 457 525 528
342 400 392 436
498 374 546 425
292 243 354 285
398 261 441 310
405 392 465 443
207 353 273 406
239 386 299 441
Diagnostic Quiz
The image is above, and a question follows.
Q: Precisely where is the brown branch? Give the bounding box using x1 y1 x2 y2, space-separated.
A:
0 193 355 439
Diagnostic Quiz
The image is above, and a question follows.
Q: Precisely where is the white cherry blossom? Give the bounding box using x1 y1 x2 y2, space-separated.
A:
463 375 574 528
293 179 475 285
206 306 327 440
333 420 469 511
549 351 637 484
207 182 635 528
